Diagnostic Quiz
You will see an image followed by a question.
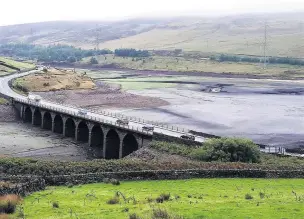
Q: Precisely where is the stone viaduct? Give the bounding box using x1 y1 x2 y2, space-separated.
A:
17 102 152 159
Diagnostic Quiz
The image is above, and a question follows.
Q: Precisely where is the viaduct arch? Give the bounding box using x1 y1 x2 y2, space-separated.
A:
54 115 63 134
65 118 76 138
105 129 120 159
33 108 42 126
77 121 89 142
122 134 139 157
24 106 32 123
43 112 52 130
19 104 150 159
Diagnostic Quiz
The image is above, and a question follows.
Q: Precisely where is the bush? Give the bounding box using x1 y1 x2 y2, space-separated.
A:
52 201 59 208
159 193 170 201
0 195 21 214
110 179 120 186
150 141 193 156
67 56 76 63
90 57 98 64
191 138 261 163
129 213 141 219
152 208 170 219
107 197 119 205
245 194 253 200
259 192 265 199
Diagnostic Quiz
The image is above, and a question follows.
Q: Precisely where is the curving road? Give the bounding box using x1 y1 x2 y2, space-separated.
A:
0 69 205 143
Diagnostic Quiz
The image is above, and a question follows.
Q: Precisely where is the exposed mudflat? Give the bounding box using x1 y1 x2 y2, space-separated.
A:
111 77 304 149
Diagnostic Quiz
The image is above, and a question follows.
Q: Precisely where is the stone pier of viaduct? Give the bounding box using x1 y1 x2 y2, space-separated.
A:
18 103 152 159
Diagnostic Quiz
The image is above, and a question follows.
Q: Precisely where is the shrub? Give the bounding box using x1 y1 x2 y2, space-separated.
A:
129 213 141 219
147 197 154 203
90 57 98 64
156 197 164 203
107 197 119 205
43 82 50 87
245 194 253 200
259 192 265 199
0 195 21 214
191 138 261 163
152 208 169 219
52 201 59 208
110 179 120 186
150 141 193 156
159 193 170 201
67 56 76 63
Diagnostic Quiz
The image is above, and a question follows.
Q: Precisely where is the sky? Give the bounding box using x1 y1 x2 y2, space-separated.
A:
1 0 304 26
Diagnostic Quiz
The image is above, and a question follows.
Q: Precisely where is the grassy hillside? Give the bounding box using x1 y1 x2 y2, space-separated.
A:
21 179 304 219
0 12 304 57
82 54 304 79
0 57 35 76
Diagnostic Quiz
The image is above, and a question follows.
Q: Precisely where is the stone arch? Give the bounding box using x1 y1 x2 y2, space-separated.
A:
90 125 104 158
65 118 76 138
122 134 139 157
105 129 120 159
43 112 52 130
54 115 63 134
24 106 32 123
91 125 104 147
33 108 42 126
77 121 89 142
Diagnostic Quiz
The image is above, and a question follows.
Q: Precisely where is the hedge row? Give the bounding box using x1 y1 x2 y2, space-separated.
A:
1 156 303 177
2 169 304 187
0 177 45 196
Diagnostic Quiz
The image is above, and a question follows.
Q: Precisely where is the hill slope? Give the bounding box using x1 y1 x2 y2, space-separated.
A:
0 12 303 57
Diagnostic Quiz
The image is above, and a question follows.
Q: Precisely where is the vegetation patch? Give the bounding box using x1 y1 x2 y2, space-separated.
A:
0 98 8 105
18 178 304 219
151 138 261 163
0 56 34 76
0 194 22 214
12 68 95 92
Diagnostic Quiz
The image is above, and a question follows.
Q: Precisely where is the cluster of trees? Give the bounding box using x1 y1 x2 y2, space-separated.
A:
0 44 112 63
210 54 304 66
268 57 304 65
114 48 150 57
191 138 261 163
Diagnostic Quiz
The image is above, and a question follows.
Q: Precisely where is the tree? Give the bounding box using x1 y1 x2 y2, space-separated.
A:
191 138 261 163
90 57 98 64
67 56 76 63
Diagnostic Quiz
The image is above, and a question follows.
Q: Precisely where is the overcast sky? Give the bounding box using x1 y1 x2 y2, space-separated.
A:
1 0 303 26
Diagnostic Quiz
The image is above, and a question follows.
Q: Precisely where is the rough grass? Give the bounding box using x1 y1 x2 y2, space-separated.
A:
12 68 95 92
20 179 304 219
0 57 34 75
0 194 22 214
0 98 8 105
97 13 304 57
82 55 304 78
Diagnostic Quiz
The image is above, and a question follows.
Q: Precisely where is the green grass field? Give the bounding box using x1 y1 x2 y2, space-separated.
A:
20 179 304 219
